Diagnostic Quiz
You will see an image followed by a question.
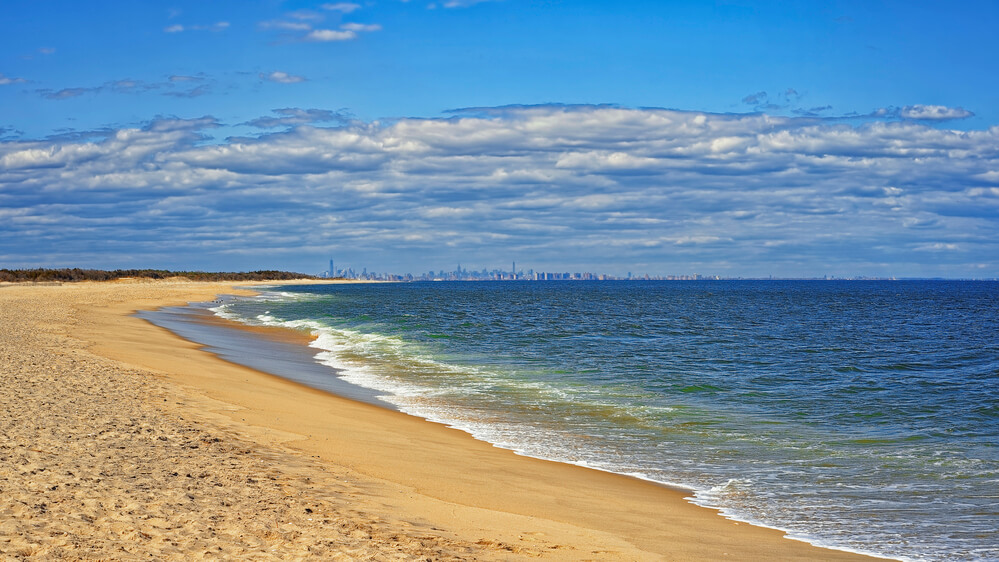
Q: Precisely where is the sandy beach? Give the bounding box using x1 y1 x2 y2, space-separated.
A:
0 280 883 560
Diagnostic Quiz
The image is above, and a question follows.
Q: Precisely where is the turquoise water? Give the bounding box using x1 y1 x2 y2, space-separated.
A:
213 280 999 561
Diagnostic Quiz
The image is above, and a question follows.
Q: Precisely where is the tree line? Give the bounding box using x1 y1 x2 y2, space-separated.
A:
0 268 317 283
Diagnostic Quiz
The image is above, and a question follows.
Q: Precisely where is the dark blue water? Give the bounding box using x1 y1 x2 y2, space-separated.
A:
213 280 999 561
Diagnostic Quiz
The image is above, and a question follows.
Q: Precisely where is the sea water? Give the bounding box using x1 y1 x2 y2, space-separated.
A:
206 280 997 561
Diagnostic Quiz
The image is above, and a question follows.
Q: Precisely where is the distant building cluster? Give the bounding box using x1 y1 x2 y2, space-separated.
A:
318 258 722 282
317 258 949 282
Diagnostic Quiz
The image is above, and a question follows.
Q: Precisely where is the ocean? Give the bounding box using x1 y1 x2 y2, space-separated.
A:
145 280 999 561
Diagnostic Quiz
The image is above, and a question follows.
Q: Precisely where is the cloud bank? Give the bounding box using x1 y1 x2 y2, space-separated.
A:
1 106 997 276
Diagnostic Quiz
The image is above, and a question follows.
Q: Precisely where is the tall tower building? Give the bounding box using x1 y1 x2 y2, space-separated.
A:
329 258 335 277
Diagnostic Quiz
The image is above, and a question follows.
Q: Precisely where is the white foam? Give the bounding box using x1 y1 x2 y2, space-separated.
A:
209 303 242 321
306 337 916 561
206 294 942 562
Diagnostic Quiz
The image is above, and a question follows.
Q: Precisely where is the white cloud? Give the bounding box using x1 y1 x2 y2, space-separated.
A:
259 8 379 42
915 242 959 251
322 2 362 12
259 20 314 31
440 0 498 7
305 29 357 41
1 106 997 276
164 21 229 33
0 73 28 85
900 105 974 121
340 23 382 32
287 10 325 21
261 71 306 84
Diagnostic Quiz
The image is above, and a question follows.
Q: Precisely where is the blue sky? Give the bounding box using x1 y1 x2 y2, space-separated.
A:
2 1 998 277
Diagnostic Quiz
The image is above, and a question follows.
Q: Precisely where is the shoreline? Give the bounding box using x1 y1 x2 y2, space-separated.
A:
137 301 394 408
3 280 885 560
182 286 898 561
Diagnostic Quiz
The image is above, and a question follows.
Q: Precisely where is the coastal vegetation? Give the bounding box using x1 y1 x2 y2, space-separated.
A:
0 268 316 283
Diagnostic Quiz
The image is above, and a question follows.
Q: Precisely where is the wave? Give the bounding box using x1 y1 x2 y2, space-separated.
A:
207 285 999 562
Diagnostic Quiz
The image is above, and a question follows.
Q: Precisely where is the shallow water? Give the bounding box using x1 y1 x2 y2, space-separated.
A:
137 300 389 407
201 280 997 561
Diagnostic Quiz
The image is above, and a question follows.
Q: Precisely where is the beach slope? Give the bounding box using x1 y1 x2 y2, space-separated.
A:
0 281 882 560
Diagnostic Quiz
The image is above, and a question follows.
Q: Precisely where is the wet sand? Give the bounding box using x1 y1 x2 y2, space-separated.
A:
0 280 883 560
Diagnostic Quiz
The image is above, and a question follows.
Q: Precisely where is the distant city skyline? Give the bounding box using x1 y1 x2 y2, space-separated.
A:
318 259 991 282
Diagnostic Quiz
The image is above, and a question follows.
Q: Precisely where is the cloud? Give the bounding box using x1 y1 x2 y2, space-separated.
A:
439 0 499 7
793 105 833 117
1 105 997 276
741 89 806 112
259 8 379 43
287 10 325 21
740 93 976 125
899 104 974 121
742 91 768 105
843 104 976 123
322 2 362 12
340 23 382 32
260 71 306 84
259 20 314 31
34 76 216 100
162 84 212 98
445 102 618 117
0 73 28 85
37 87 96 99
243 108 351 128
110 80 154 93
164 21 230 33
0 127 23 140
145 115 220 133
915 242 959 252
305 29 358 41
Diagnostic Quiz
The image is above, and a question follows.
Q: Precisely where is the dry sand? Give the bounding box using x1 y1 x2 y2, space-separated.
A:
0 281 884 560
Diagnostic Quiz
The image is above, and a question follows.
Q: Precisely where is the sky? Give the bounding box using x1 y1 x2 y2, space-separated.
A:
1 0 998 278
